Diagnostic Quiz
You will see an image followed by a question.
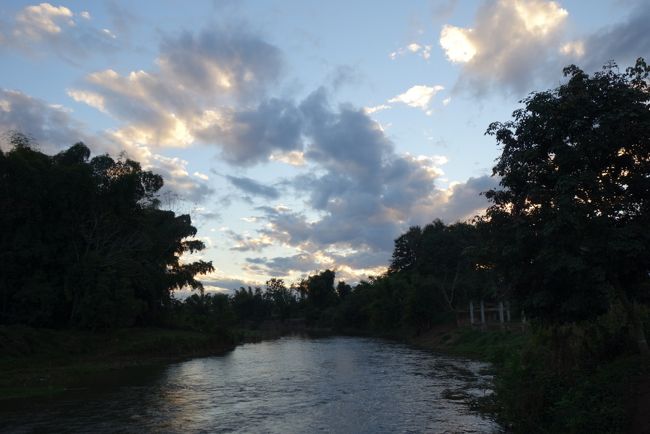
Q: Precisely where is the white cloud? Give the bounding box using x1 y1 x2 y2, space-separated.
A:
439 0 571 95
270 150 306 166
14 3 74 39
193 171 209 181
67 89 106 112
1 3 119 60
363 104 391 114
440 25 476 63
388 85 444 110
389 42 432 60
559 40 585 57
70 28 291 164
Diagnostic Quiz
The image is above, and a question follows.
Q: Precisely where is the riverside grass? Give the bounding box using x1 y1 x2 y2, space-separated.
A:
0 326 235 400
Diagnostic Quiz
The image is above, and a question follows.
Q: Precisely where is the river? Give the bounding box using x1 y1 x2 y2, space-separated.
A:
1 335 501 433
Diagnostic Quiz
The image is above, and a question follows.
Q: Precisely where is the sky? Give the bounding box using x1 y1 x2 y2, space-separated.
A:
1 0 648 292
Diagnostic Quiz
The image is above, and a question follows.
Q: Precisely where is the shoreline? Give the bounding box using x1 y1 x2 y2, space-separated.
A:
0 326 236 401
0 322 499 402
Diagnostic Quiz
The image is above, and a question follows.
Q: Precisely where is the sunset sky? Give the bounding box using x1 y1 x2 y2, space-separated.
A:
1 0 648 291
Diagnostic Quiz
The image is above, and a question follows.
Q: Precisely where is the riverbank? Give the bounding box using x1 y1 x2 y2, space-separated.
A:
407 324 650 434
0 326 236 400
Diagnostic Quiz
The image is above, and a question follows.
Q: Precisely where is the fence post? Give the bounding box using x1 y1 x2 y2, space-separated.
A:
506 301 511 322
469 300 475 325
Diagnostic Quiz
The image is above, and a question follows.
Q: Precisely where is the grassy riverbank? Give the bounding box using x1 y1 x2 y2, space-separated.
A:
410 324 650 434
0 326 236 400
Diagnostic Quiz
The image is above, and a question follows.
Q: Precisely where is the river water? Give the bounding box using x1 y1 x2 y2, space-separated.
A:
1 336 500 433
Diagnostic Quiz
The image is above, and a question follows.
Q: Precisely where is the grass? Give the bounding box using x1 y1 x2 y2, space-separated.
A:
0 325 235 400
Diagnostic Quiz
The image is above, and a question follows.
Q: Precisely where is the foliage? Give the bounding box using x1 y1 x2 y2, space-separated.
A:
0 136 213 328
491 312 647 433
483 58 650 326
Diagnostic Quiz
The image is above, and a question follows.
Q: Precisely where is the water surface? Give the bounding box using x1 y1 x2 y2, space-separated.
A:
1 336 500 433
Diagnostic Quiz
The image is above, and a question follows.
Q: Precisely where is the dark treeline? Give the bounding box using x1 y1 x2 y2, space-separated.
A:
0 134 213 329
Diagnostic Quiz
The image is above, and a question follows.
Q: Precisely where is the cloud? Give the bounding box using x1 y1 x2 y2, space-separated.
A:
199 270 262 293
149 154 215 204
364 104 391 114
0 87 213 205
389 42 432 60
0 2 120 61
193 98 303 165
245 253 320 276
439 0 570 95
69 27 295 164
577 4 650 72
429 175 500 222
440 25 477 63
157 28 283 102
388 85 445 112
226 175 280 199
0 88 89 154
226 230 274 252
269 150 306 166
232 91 496 276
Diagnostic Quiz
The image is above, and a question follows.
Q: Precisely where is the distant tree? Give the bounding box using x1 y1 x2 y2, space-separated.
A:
336 281 352 299
265 278 297 320
417 220 483 311
388 226 421 274
231 286 269 323
305 269 337 309
484 58 650 354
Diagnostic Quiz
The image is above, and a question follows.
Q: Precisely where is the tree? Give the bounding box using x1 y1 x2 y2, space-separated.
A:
305 269 337 309
265 278 297 320
0 137 213 328
484 58 650 354
388 226 421 274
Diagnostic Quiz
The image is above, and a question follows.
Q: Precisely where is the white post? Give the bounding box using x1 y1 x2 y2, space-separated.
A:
499 301 504 323
469 300 475 325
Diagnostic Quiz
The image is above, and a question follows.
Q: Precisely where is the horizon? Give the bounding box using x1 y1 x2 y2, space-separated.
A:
1 0 648 291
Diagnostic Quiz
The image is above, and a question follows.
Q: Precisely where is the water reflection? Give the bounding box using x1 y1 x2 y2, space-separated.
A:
1 336 500 433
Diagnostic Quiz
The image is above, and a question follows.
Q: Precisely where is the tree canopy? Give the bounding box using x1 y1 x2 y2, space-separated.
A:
0 135 213 328
484 58 650 351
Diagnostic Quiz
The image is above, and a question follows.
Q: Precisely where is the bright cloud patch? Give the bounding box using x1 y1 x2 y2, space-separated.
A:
270 151 306 167
15 3 73 37
560 40 585 57
514 0 568 36
439 0 570 95
388 85 444 111
69 28 290 164
389 42 432 60
1 2 119 60
67 90 107 112
440 25 476 63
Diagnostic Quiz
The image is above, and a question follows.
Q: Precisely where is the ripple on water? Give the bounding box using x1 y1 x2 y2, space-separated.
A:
1 336 501 434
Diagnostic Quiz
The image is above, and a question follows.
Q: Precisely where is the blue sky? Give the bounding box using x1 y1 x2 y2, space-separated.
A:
1 0 648 291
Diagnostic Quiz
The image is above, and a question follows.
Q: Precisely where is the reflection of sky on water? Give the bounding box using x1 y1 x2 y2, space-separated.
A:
1 336 499 433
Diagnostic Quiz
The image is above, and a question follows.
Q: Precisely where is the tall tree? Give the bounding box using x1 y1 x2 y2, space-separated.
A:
0 137 213 328
484 59 650 354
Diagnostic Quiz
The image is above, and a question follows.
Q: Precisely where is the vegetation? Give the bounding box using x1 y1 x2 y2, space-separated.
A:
1 59 648 432
0 135 213 329
0 325 234 399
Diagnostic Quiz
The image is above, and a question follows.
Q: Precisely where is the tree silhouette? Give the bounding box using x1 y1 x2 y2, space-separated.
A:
0 136 213 328
484 58 650 354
